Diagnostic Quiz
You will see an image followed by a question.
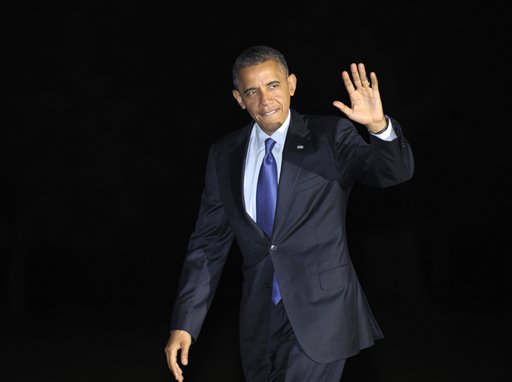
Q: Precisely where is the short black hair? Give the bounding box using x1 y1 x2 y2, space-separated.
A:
232 45 289 90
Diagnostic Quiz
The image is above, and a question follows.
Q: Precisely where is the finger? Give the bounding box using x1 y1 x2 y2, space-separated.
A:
358 63 370 86
166 345 183 381
341 71 355 92
350 63 362 88
172 364 184 382
172 366 184 382
369 71 379 90
165 343 174 369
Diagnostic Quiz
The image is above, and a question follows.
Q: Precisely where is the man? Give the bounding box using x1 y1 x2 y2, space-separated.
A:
165 45 414 381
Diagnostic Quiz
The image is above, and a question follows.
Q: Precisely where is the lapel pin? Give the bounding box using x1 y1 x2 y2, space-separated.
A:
297 145 304 149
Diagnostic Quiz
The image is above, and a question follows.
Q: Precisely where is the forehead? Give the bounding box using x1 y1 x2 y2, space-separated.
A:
238 60 287 88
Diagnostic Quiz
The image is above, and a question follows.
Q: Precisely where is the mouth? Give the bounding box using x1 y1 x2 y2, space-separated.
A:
261 109 278 117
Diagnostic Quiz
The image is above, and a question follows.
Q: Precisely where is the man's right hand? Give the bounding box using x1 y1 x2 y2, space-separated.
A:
164 329 192 381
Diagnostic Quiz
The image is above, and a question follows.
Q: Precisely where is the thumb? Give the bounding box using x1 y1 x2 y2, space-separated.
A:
180 343 190 365
332 100 350 116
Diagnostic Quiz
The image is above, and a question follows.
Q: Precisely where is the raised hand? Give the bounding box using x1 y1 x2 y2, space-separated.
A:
332 63 387 133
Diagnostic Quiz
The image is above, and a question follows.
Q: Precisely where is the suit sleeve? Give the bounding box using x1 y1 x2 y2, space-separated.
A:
334 116 414 188
169 144 235 341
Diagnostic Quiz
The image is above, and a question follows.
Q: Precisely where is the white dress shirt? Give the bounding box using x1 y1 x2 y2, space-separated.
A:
243 112 290 222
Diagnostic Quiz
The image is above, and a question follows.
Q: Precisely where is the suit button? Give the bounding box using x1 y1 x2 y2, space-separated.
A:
264 283 271 289
270 245 277 251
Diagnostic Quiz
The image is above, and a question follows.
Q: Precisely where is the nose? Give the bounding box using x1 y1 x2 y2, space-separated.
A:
259 89 272 105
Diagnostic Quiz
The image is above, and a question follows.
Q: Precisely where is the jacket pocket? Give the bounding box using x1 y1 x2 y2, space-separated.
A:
319 264 350 290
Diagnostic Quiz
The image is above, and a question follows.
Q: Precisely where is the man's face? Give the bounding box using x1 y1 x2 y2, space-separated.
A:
232 59 296 135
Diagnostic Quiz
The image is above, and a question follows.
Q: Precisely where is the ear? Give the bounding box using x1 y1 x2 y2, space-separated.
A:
232 89 246 109
288 73 297 96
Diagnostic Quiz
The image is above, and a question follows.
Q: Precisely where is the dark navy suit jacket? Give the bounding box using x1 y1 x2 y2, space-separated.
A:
170 108 414 369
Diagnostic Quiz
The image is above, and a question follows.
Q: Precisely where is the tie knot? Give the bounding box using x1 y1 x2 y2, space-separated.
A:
265 138 276 154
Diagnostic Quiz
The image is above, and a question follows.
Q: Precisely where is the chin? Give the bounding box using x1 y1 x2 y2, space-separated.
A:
261 118 282 129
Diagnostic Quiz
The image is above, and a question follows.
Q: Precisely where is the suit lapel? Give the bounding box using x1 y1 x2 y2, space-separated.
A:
273 110 311 238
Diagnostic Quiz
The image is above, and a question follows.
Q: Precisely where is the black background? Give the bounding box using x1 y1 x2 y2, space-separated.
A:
2 1 511 381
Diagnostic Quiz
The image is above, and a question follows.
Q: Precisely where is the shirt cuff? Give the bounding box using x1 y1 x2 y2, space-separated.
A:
369 116 397 141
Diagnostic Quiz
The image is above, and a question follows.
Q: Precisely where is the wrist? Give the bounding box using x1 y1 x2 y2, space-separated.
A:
367 117 388 135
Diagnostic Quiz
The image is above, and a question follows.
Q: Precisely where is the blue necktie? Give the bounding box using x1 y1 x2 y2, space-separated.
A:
256 138 281 305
